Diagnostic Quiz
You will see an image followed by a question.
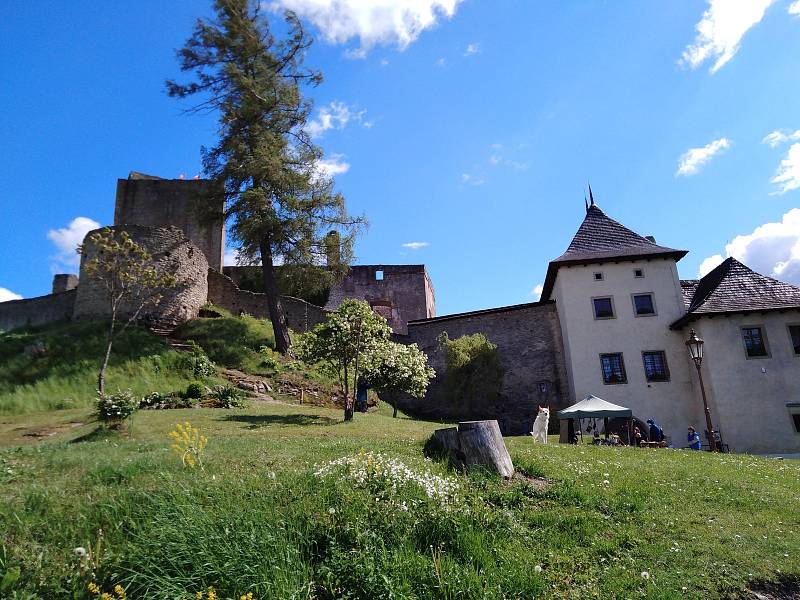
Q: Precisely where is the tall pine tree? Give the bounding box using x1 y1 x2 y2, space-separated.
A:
167 0 365 353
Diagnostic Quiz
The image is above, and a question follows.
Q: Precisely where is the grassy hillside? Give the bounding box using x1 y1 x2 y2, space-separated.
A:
0 321 211 415
0 401 798 599
0 312 339 417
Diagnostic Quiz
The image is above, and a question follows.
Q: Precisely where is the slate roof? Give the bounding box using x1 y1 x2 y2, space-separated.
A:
671 257 800 329
680 279 699 309
541 203 687 301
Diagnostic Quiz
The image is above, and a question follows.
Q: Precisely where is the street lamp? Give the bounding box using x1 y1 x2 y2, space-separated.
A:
685 329 717 452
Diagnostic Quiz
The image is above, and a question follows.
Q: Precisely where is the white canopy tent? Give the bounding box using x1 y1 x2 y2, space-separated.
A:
557 395 632 420
557 395 633 444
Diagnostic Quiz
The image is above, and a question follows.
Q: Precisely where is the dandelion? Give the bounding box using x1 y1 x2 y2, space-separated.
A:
641 571 650 580
534 565 543 573
74 546 88 557
328 507 336 515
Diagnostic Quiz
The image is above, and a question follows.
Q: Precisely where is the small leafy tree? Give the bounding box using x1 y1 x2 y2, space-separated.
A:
79 228 177 394
367 342 435 418
297 299 390 421
437 332 504 414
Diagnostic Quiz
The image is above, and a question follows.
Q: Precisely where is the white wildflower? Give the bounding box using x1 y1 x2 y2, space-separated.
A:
73 547 87 558
534 565 543 573
641 571 650 580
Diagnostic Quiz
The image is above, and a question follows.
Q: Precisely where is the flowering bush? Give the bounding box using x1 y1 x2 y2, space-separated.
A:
96 390 138 425
87 581 126 599
314 451 460 506
169 421 208 469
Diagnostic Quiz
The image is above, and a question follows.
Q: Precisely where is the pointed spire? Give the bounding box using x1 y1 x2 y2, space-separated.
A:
584 191 589 213
588 184 595 207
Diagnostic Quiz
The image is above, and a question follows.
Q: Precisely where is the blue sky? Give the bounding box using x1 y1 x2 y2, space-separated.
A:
1 0 799 316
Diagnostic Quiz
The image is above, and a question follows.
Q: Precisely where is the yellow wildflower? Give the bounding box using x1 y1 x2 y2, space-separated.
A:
101 593 113 600
114 583 126 598
207 587 218 600
88 582 101 595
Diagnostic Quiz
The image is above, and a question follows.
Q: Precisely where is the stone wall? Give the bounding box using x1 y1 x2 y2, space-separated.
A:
52 274 78 294
114 172 225 271
74 225 209 328
401 301 570 435
207 269 326 332
0 290 77 332
325 265 436 334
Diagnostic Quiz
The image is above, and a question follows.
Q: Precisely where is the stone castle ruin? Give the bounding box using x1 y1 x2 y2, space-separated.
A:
0 171 571 436
0 171 439 337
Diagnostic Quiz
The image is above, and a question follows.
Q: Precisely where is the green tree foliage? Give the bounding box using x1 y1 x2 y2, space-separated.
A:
234 264 333 307
297 300 433 421
437 332 504 413
366 342 435 418
79 228 176 394
167 0 365 354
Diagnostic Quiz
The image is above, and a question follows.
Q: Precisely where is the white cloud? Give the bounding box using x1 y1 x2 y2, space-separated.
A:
675 137 731 176
0 287 23 303
530 283 543 300
460 173 485 186
680 0 774 73
435 57 446 67
380 58 389 66
307 101 365 138
489 154 501 166
698 254 725 277
464 42 479 56
699 208 800 285
315 154 351 180
267 0 463 55
770 143 800 195
224 248 240 266
47 216 100 269
762 129 800 148
401 241 429 250
790 0 800 15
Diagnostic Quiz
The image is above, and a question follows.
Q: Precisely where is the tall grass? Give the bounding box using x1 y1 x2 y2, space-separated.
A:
0 321 213 415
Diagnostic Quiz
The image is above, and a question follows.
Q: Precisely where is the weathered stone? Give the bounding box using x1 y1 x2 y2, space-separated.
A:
74 225 209 328
114 172 225 271
0 290 76 332
399 301 570 435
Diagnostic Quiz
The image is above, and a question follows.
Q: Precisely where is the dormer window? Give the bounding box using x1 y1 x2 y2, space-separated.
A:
593 272 604 281
592 296 615 319
634 268 644 278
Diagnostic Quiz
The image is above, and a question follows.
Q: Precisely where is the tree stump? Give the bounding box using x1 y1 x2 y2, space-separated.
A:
431 420 514 478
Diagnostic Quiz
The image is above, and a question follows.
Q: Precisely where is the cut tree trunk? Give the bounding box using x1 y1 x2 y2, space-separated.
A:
259 236 291 354
432 420 514 478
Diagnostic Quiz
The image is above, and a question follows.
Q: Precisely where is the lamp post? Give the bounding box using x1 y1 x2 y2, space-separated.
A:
685 329 717 452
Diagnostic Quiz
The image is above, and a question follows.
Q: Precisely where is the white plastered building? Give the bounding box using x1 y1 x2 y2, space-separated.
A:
540 197 800 453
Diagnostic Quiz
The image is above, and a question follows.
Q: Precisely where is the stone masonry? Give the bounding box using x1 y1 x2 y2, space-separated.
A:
74 225 209 327
401 301 570 435
114 172 225 271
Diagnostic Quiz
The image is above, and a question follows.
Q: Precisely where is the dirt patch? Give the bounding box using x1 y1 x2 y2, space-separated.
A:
511 471 549 490
22 421 84 439
744 576 800 599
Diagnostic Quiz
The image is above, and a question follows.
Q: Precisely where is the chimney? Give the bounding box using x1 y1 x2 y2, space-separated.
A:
644 235 656 243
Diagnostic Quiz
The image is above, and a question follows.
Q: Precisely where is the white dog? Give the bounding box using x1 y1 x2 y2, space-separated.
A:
530 406 550 444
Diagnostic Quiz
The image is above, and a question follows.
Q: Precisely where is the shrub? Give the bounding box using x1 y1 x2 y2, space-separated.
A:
96 389 138 425
259 347 281 371
210 385 246 408
185 382 205 400
437 332 504 412
179 352 217 379
140 391 169 408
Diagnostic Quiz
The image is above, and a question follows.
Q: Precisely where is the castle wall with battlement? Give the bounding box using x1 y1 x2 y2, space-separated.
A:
0 290 77 332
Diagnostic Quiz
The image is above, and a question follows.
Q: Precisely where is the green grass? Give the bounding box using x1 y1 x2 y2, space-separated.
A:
0 321 221 415
0 402 798 599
